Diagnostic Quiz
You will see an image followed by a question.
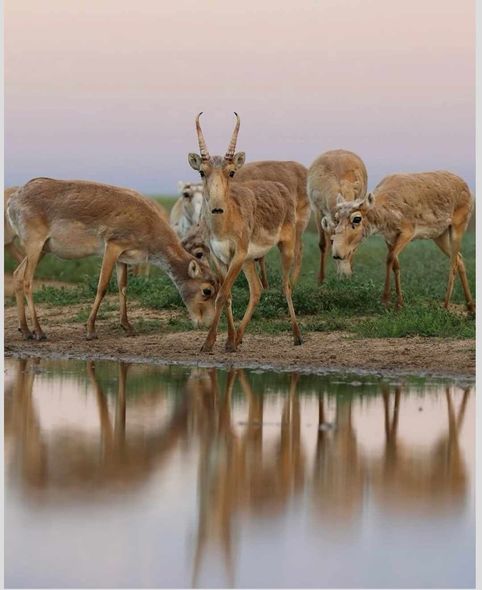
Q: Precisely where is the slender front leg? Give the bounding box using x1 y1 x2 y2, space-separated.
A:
87 242 122 340
116 262 135 335
315 210 329 285
278 239 302 345
235 260 263 348
201 252 246 353
382 230 413 307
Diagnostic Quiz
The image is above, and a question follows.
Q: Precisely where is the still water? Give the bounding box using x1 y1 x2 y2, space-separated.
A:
4 358 475 589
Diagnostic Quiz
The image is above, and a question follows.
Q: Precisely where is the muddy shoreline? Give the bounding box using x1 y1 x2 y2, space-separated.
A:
4 312 475 380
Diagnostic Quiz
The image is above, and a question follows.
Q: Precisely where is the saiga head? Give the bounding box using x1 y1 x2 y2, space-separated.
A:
188 112 246 215
180 257 219 328
322 192 375 276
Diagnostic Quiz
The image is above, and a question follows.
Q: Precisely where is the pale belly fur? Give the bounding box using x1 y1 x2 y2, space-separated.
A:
210 237 272 265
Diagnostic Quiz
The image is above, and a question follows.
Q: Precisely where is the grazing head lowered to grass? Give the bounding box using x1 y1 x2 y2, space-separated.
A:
307 149 368 283
187 112 302 353
324 171 475 312
7 178 219 341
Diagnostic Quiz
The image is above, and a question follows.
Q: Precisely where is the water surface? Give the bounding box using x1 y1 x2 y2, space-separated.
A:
4 358 475 588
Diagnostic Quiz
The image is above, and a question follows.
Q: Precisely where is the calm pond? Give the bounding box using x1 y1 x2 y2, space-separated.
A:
4 357 475 588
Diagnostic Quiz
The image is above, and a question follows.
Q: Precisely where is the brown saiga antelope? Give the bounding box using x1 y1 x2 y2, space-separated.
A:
188 113 302 352
7 178 218 340
326 171 475 311
181 159 310 290
307 149 368 282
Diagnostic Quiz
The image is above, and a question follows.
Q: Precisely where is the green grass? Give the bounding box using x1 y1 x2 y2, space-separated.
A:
5 195 475 339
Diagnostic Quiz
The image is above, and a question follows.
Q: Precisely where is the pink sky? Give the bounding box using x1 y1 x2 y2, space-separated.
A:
5 0 474 193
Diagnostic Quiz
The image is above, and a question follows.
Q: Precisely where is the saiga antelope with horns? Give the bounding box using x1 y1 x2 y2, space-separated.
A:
180 159 310 290
326 171 474 311
8 178 218 340
188 112 302 352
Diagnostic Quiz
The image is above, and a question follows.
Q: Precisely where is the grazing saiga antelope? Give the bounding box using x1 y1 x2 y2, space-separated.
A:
4 186 25 263
326 171 475 311
188 112 302 352
170 181 204 239
7 178 218 340
307 149 368 282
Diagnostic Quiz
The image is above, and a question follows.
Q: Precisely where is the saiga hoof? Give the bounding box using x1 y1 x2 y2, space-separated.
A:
224 340 238 353
121 324 136 337
86 332 98 341
200 342 214 353
32 331 47 341
18 327 33 340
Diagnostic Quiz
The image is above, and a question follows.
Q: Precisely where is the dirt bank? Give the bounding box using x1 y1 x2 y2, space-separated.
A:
4 300 475 378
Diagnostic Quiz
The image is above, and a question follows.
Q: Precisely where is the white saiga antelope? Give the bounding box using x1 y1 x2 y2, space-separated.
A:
327 171 474 311
307 149 368 282
170 181 204 239
8 178 218 340
188 113 302 352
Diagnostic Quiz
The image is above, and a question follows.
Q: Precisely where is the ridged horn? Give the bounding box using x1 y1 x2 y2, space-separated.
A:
224 112 240 162
195 112 210 161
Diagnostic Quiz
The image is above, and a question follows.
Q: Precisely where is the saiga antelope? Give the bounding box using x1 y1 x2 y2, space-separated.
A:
8 178 218 340
326 171 474 311
170 181 204 239
180 159 310 290
307 149 368 282
188 113 302 352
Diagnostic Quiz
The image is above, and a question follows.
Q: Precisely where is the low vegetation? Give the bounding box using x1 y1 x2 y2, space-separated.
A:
4 196 475 339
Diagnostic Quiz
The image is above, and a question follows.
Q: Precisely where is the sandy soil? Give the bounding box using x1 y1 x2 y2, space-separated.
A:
4 296 475 378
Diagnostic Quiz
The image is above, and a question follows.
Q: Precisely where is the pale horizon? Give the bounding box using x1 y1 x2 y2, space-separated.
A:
5 0 475 194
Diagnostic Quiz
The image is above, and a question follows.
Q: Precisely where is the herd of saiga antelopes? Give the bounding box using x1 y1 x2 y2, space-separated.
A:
5 113 475 351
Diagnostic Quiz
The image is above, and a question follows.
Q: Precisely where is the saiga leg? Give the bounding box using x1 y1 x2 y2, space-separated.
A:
86 241 123 340
22 239 47 340
315 210 329 284
257 257 269 290
434 229 474 313
234 260 263 348
13 257 31 339
116 262 135 335
382 230 413 307
278 237 302 345
201 252 246 353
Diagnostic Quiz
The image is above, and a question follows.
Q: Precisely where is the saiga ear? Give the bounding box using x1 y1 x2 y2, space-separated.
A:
362 192 375 209
177 180 185 193
321 216 332 232
233 152 246 170
188 153 202 171
188 259 201 279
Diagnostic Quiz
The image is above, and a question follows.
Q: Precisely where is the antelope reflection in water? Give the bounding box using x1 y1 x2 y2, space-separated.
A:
4 359 192 497
4 359 472 587
372 384 471 514
191 370 306 586
311 392 366 528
